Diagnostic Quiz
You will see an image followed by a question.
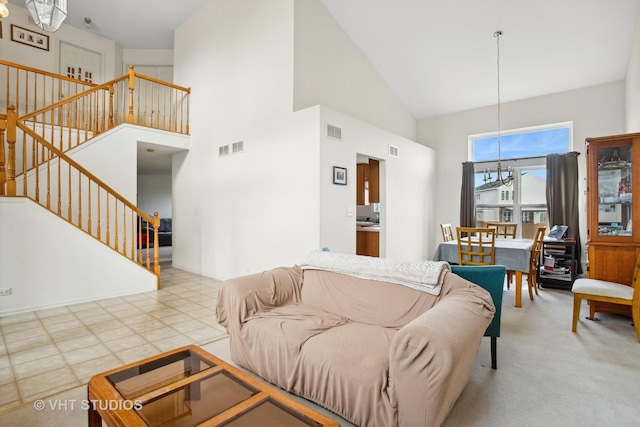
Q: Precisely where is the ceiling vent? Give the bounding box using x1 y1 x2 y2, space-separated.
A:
327 124 342 141
219 145 229 157
388 144 399 158
232 141 244 154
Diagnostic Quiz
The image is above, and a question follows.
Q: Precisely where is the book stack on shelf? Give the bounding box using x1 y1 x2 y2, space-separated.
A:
539 247 573 282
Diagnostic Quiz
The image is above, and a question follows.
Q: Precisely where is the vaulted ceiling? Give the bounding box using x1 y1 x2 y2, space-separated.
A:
63 0 640 120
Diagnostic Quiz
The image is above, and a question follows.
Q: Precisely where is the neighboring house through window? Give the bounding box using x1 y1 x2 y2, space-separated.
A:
470 122 572 238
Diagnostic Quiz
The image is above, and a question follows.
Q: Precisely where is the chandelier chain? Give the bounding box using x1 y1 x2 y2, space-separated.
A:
483 30 513 188
496 30 501 160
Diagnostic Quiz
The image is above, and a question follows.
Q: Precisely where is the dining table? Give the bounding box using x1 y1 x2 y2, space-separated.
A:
433 238 534 307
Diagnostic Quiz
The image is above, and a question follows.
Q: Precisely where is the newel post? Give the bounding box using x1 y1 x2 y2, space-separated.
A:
108 84 115 129
6 106 17 196
127 65 135 125
152 212 161 281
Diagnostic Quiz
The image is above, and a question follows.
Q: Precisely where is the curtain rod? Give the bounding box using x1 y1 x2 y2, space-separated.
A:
462 151 580 165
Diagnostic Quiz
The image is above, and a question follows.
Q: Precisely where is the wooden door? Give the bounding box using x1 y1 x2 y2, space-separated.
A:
60 42 103 84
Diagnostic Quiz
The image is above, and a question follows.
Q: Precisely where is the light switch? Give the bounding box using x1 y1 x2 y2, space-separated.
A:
347 207 354 217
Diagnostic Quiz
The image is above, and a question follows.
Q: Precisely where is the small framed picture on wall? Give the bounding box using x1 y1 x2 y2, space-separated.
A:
11 24 50 51
333 166 347 185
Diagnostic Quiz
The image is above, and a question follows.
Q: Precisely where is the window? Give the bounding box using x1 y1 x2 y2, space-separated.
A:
470 123 572 238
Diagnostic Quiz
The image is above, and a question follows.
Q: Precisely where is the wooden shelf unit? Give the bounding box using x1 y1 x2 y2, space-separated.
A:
538 239 577 290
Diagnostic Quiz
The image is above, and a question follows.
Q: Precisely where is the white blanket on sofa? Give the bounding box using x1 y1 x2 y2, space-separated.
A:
300 250 450 296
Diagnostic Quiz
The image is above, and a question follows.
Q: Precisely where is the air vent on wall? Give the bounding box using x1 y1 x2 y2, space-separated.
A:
388 144 399 158
219 145 229 157
327 124 342 141
232 141 244 154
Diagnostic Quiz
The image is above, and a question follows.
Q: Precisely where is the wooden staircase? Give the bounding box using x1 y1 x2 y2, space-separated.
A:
0 60 190 286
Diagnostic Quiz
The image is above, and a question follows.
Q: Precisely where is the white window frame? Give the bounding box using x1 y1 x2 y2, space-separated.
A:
469 122 573 238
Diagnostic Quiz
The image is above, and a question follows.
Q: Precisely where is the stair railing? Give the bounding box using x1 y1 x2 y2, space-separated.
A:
0 59 96 118
1 63 191 282
5 105 162 280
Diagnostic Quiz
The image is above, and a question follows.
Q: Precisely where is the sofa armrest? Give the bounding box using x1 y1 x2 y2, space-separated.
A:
388 283 494 427
216 266 302 330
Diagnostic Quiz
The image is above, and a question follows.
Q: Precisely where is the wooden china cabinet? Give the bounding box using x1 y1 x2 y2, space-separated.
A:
585 132 640 316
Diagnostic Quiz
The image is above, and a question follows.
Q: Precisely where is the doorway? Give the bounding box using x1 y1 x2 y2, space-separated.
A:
356 154 384 257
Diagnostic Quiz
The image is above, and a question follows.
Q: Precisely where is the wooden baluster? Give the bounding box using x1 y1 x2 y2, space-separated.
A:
97 187 101 241
6 106 16 196
87 179 92 235
108 85 115 129
152 212 160 279
106 195 111 247
57 151 62 215
22 127 27 196
186 91 190 134
34 133 40 203
67 162 72 221
0 123 5 196
130 212 135 260
127 66 135 124
77 170 82 229
122 208 127 257
45 146 51 209
139 78 144 126
114 201 118 251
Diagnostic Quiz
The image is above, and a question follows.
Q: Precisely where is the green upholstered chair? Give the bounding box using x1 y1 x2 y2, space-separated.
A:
451 265 506 369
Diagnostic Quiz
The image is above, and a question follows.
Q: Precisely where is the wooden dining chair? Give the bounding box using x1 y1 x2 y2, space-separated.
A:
487 222 517 239
506 226 546 299
456 227 496 266
572 252 640 342
440 223 454 242
526 226 546 298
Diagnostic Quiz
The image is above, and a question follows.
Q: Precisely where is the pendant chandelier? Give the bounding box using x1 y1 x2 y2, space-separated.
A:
26 0 67 32
0 0 9 19
483 30 514 187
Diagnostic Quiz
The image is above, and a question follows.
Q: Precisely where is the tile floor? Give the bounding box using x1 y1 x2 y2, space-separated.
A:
0 263 228 412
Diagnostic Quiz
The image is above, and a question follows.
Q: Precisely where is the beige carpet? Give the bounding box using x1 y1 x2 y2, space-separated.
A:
1 286 639 426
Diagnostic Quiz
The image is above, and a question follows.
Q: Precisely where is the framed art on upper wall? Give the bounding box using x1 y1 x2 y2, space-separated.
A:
333 166 347 185
11 24 49 51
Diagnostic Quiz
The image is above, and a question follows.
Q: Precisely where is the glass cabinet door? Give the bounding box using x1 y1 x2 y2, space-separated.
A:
596 144 632 236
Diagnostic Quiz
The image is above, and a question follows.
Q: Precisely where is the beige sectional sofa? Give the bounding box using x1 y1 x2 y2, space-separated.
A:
216 253 494 427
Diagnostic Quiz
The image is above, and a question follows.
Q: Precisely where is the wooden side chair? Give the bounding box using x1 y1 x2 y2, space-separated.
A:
526 226 546 299
441 223 454 242
571 252 640 342
487 222 517 239
456 227 496 266
452 265 506 369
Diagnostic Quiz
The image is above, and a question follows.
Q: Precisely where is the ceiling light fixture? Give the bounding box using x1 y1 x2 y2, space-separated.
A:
483 30 514 188
84 17 92 29
0 0 9 18
25 0 67 32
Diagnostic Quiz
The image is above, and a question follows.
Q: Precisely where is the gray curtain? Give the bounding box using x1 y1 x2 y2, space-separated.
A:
460 161 476 227
546 152 582 274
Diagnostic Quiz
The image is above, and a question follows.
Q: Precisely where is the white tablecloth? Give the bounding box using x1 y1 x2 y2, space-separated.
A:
433 238 533 273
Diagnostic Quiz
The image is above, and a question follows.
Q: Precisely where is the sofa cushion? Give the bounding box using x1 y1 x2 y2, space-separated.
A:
301 269 441 328
238 304 349 387
296 322 397 427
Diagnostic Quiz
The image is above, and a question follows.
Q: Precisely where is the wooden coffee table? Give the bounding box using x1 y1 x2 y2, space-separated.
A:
87 344 339 426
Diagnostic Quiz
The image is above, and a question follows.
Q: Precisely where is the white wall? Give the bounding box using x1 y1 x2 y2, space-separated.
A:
173 0 321 280
626 7 640 132
319 106 436 261
293 0 417 141
138 175 172 218
0 4 121 82
418 81 626 259
0 198 157 316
